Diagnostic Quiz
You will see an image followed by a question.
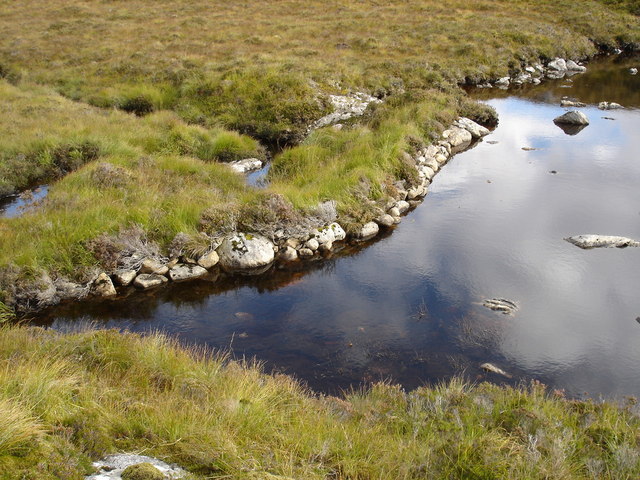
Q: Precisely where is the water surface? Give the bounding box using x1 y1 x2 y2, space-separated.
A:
38 55 640 398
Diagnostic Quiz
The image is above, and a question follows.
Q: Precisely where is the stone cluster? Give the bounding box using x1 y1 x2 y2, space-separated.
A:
475 57 587 89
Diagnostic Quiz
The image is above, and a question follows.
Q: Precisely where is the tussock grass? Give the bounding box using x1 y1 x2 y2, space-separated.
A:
0 325 639 479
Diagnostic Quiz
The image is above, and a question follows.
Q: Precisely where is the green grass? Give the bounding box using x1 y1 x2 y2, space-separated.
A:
0 325 639 479
0 0 639 311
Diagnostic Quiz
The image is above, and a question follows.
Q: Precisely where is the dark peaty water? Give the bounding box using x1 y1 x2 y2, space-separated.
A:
37 55 640 399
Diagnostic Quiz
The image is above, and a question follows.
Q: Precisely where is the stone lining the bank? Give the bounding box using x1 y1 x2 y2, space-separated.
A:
89 116 490 296
474 56 587 89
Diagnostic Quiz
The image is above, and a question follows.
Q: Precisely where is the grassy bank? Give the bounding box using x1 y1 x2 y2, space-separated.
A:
0 0 639 312
0 325 638 479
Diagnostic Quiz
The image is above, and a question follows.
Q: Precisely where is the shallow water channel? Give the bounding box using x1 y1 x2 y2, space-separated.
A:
38 55 640 399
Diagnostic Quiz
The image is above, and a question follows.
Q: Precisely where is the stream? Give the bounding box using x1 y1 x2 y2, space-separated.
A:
37 55 640 399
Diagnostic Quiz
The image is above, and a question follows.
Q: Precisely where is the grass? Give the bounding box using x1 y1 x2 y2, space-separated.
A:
0 0 639 310
0 324 639 479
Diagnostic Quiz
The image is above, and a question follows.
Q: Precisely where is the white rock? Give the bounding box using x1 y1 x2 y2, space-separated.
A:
217 233 275 271
139 258 168 275
631 68 638 75
418 165 436 181
553 111 589 125
329 222 346 241
395 200 410 214
168 264 208 281
312 92 382 130
354 221 379 240
512 72 532 84
228 158 263 173
407 185 426 200
311 225 336 244
133 274 168 289
375 214 395 227
494 76 510 86
388 207 400 217
525 66 536 73
455 117 490 139
305 238 320 251
548 58 567 71
566 60 586 72
87 454 186 480
298 247 314 257
279 246 298 261
598 101 623 110
564 235 640 249
435 153 448 164
197 250 219 269
93 273 116 297
424 157 439 171
113 269 137 286
441 127 472 148
560 100 586 108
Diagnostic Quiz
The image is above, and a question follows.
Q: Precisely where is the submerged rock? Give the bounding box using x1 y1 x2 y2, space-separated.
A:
483 298 518 315
480 363 512 378
564 235 640 249
553 111 589 125
217 233 275 271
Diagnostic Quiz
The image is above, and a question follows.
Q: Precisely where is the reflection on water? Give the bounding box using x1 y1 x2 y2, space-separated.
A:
0 185 48 218
36 55 640 398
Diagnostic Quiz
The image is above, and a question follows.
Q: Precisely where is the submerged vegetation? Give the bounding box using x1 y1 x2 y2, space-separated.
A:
0 325 639 479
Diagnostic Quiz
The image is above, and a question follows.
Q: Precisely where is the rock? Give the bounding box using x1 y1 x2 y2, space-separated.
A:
547 58 567 72
553 111 589 125
217 233 275 271
197 250 219 269
631 68 638 75
353 221 379 240
312 92 382 130
113 269 137 287
305 238 319 251
441 127 472 148
87 454 186 480
598 101 623 110
133 274 168 290
93 273 116 297
512 72 532 84
285 238 301 249
483 298 518 315
312 224 343 245
318 241 333 252
228 158 263 173
418 166 436 181
560 100 586 107
454 117 490 139
494 76 510 87
375 214 395 228
407 185 426 200
435 153 448 164
139 258 168 276
168 264 208 282
424 157 439 172
329 222 346 241
566 60 586 72
278 246 298 261
564 235 640 249
388 206 400 217
121 463 164 480
395 200 410 214
166 258 179 269
298 248 314 257
525 66 536 73
480 363 512 378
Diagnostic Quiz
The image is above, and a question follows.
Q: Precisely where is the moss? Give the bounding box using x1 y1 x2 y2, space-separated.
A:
121 463 164 480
